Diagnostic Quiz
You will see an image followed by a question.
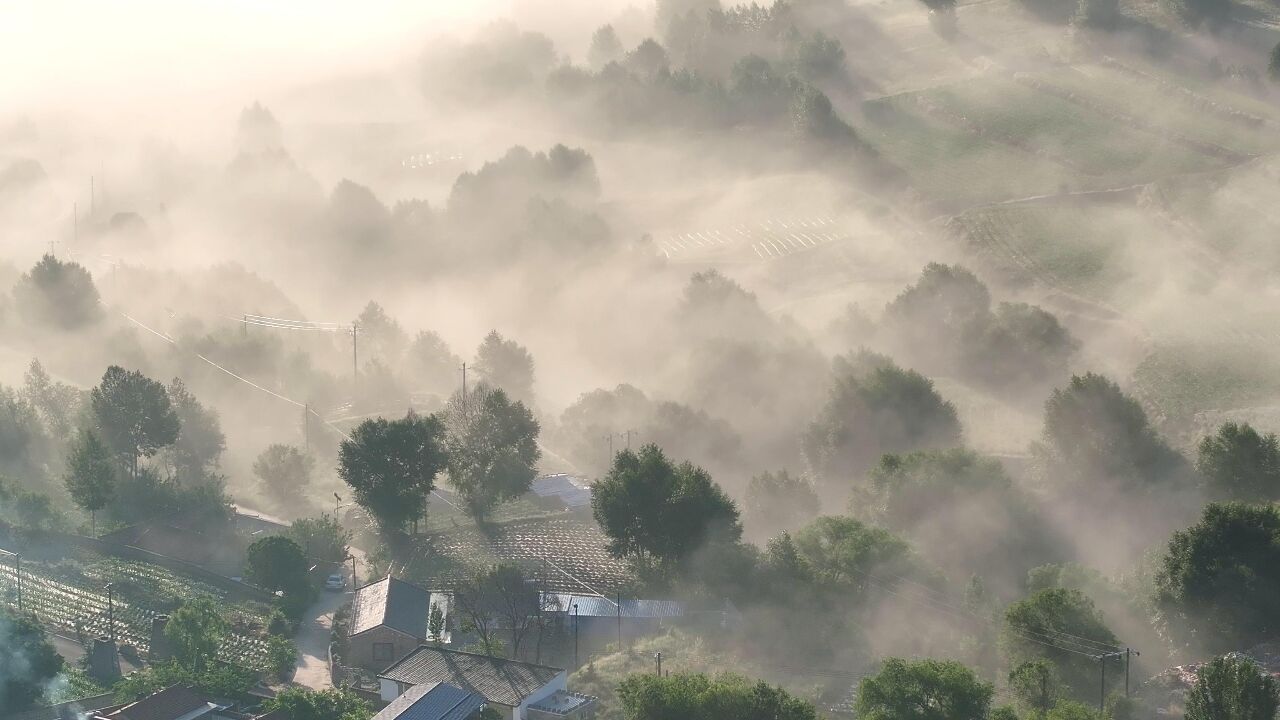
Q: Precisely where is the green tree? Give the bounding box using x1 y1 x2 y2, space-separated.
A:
287 515 351 564
264 687 372 720
64 428 116 535
355 301 407 363
165 597 227 672
1196 422 1280 502
265 636 298 680
165 378 225 483
1185 655 1279 720
444 384 540 521
405 330 461 396
0 385 48 480
473 331 535 405
588 24 625 69
13 254 101 329
23 359 82 445
802 352 961 485
617 672 817 720
452 563 540 658
113 661 256 702
338 412 448 533
245 536 311 597
428 602 445 643
862 449 1059 592
1009 659 1061 716
1039 372 1188 494
1003 588 1119 702
856 658 994 720
789 516 918 595
592 444 740 571
744 470 819 540
91 366 180 477
1154 502 1280 652
254 444 315 505
0 611 63 712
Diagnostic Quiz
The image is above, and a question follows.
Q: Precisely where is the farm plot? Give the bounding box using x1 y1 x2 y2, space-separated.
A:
0 558 272 671
1024 65 1280 158
910 78 1226 183
859 95 1081 208
1153 160 1280 266
403 516 633 594
657 218 845 262
948 204 1133 299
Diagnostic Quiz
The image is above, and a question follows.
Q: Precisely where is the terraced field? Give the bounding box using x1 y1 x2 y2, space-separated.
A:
657 217 847 262
0 555 273 670
402 516 633 594
947 204 1135 299
859 95 1080 208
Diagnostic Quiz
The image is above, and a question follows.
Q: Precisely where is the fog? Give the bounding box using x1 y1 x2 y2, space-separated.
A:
5 0 1280 715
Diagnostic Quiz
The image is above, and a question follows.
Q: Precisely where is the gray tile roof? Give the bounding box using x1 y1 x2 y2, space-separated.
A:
101 686 211 720
372 682 484 720
380 646 564 708
543 593 684 619
352 576 433 638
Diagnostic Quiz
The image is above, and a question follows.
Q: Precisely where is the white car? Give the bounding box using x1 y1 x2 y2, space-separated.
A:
324 573 346 591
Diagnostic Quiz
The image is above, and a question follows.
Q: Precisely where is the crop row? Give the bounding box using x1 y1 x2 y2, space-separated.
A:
0 563 270 670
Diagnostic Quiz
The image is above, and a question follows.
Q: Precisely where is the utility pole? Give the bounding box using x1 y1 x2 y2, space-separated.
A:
1098 651 1124 711
334 492 342 516
573 603 580 671
303 403 310 451
351 323 359 395
1124 648 1140 697
349 555 358 588
605 434 614 459
242 314 248 337
655 652 662 675
621 430 636 450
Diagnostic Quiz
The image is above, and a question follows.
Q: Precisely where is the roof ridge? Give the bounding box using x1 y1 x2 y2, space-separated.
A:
382 644 566 675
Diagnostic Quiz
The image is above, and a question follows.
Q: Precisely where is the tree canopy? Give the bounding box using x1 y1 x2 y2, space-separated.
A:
166 597 227 672
166 378 225 483
338 412 448 532
472 331 536 405
744 470 819 540
254 444 315 505
593 444 740 571
1185 655 1279 720
245 535 311 598
64 428 116 534
1196 422 1280 502
802 352 961 486
617 672 817 720
444 384 540 521
1154 502 1280 652
1002 588 1119 701
856 657 994 720
91 366 180 477
13 254 101 329
264 687 372 720
0 611 63 712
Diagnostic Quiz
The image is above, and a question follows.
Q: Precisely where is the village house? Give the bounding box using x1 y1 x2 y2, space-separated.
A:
541 593 684 646
378 646 596 720
369 682 487 720
349 576 451 670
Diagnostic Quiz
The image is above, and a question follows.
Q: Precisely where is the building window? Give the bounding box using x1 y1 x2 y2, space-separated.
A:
373 643 395 661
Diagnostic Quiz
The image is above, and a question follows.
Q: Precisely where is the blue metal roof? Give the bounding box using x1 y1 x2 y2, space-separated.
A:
543 593 684 619
530 474 592 508
371 682 484 720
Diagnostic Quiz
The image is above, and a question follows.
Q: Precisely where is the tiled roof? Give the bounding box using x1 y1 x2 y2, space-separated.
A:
380 646 563 707
530 474 592 508
352 576 433 638
372 682 485 720
542 593 684 619
102 686 211 720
